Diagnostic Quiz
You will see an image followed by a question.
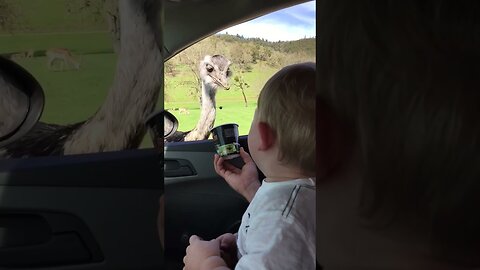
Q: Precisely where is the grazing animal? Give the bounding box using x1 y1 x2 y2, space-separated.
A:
26 49 34 58
178 108 190 115
166 55 232 142
46 48 80 71
1 0 162 158
10 52 26 61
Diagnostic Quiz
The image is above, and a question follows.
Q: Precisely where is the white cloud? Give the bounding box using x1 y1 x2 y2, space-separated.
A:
284 1 316 25
217 1 316 42
284 10 315 26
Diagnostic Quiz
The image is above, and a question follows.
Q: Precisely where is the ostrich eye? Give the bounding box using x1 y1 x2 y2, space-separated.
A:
226 69 232 77
206 64 214 72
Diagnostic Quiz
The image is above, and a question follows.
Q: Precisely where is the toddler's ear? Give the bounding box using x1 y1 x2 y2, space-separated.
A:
257 122 276 151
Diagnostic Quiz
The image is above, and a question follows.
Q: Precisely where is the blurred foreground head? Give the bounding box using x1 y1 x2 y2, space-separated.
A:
317 0 480 267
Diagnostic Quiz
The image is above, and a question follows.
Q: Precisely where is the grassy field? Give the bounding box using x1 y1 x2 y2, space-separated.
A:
1 1 314 151
0 32 117 124
0 32 112 55
1 31 279 149
165 64 278 135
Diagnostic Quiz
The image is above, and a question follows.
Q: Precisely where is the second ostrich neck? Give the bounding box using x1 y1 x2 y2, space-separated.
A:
185 82 217 141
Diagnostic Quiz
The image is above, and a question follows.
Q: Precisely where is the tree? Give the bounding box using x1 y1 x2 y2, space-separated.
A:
164 60 177 76
229 43 253 71
251 44 261 63
259 46 272 61
233 75 250 107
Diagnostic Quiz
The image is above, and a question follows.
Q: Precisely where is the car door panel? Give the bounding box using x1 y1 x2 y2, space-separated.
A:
0 149 163 270
0 211 103 268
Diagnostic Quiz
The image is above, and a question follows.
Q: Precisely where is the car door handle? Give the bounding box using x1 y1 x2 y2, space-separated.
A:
0 212 103 267
164 159 197 177
0 233 91 268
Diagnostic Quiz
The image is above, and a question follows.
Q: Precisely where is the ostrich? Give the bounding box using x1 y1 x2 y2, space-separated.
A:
0 0 162 158
166 55 232 142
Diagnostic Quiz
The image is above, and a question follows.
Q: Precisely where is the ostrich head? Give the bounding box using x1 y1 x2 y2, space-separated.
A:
199 55 232 95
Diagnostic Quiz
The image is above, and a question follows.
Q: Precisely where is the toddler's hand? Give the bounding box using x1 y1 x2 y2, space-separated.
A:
183 235 229 270
214 147 260 202
216 233 238 268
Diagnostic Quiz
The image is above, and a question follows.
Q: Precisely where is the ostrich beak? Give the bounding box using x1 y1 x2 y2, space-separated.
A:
210 75 230 90
218 77 230 90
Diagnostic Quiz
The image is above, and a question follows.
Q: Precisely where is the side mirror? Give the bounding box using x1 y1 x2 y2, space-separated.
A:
163 110 178 139
0 56 44 148
145 109 178 149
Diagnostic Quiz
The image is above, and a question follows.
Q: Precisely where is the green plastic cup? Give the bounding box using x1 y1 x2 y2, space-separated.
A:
210 123 240 160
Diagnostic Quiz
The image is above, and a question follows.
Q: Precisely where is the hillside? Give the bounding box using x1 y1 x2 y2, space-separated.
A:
167 34 315 76
216 34 315 60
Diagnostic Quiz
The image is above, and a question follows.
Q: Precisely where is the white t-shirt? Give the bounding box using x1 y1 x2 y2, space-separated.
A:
235 178 316 270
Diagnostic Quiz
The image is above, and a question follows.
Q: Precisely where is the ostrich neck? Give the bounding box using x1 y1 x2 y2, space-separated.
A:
64 0 162 154
185 82 216 141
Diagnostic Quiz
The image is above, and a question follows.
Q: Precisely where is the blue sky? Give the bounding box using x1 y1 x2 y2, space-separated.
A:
217 1 316 42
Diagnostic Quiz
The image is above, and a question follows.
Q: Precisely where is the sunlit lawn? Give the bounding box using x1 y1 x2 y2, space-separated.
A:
0 32 118 124
1 1 307 151
166 102 257 137
165 64 278 136
1 32 281 148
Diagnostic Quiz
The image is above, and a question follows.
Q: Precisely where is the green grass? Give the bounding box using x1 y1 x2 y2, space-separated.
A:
166 103 257 137
0 32 113 55
1 1 313 150
1 33 116 124
165 64 279 136
1 31 290 149
0 32 157 148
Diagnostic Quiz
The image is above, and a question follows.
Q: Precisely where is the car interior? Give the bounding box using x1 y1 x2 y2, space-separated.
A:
0 0 312 269
0 1 164 269
163 0 310 269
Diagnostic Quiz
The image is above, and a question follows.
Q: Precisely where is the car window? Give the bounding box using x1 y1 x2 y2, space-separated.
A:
0 0 162 159
164 1 316 141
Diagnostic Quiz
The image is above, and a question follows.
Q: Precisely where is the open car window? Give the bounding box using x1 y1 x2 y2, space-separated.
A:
164 1 316 141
